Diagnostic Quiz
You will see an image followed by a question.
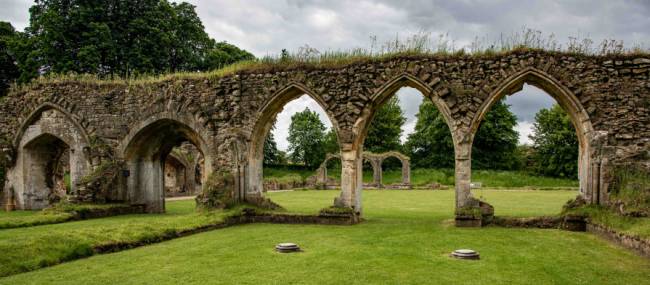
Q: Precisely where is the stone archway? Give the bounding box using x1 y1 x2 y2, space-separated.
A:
377 151 411 188
119 113 212 213
316 151 411 189
6 106 91 210
247 83 342 202
348 74 455 211
468 67 596 205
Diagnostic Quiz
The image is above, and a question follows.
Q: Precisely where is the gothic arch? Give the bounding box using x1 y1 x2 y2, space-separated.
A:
246 82 342 198
470 67 597 201
119 112 213 212
13 102 91 149
8 104 91 210
353 73 456 150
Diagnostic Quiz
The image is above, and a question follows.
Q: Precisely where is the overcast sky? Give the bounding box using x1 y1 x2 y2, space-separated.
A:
2 0 648 149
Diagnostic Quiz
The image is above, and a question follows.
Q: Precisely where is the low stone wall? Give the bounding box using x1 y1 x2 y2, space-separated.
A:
228 209 361 225
491 216 564 228
587 223 650 258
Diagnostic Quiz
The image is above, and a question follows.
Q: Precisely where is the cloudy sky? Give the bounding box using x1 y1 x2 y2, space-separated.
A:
2 0 648 150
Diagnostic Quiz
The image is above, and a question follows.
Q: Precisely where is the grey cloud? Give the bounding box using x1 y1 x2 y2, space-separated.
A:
4 0 647 145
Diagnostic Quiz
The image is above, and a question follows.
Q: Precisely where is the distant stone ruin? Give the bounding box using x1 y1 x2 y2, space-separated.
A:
316 151 410 189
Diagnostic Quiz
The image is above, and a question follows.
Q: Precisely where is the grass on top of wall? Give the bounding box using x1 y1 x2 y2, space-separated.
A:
13 29 649 91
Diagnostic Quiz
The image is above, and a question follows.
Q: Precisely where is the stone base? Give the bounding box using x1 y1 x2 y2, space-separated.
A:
563 215 587 232
455 216 482 227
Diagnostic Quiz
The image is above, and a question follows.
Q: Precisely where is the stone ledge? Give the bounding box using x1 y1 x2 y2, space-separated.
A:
587 223 650 259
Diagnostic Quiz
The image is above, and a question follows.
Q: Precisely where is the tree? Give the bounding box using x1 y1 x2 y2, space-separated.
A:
204 42 255 70
0 22 19 97
364 96 406 153
322 129 339 155
405 98 519 170
11 0 254 82
404 100 455 168
472 100 520 170
263 124 282 165
287 108 326 168
530 104 578 178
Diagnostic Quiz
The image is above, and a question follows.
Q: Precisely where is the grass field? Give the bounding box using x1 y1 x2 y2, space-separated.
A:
264 167 580 189
2 189 649 285
0 201 236 277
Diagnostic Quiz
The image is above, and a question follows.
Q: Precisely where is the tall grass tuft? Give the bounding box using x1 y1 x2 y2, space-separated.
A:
11 28 649 91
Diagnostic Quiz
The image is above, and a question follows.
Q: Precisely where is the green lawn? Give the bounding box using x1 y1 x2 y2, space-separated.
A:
2 190 649 285
0 209 72 229
265 167 579 189
0 200 235 277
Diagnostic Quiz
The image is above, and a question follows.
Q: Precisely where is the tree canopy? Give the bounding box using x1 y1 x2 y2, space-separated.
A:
405 98 520 170
472 99 520 170
287 108 327 168
404 100 455 168
364 96 406 153
6 0 254 84
530 104 579 178
0 22 19 97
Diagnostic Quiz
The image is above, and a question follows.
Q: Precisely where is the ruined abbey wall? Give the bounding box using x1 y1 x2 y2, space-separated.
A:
0 50 648 213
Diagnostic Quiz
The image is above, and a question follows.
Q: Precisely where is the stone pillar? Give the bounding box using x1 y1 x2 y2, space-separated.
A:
335 149 362 214
454 141 473 209
371 159 382 188
402 159 410 185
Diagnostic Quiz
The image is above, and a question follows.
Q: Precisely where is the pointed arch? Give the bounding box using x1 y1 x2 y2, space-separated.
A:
470 67 593 141
353 73 456 149
470 67 595 198
118 111 214 212
246 82 342 197
14 102 91 149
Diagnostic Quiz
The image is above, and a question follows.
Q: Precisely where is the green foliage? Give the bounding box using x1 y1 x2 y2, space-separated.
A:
287 108 326 168
406 98 519 170
263 126 283 165
196 171 236 210
610 164 650 215
322 129 340 155
405 100 455 168
205 42 255 69
364 97 406 153
530 104 579 178
472 100 520 170
0 22 20 97
9 0 254 82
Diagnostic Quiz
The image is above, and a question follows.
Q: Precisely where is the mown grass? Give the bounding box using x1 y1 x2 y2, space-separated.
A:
265 166 579 189
0 203 142 229
567 205 650 240
0 200 237 277
3 190 649 285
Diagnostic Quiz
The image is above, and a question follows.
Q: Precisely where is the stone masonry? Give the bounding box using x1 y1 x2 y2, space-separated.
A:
0 51 648 215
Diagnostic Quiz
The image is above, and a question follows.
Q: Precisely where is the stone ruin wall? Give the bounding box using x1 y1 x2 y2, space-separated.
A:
0 50 647 211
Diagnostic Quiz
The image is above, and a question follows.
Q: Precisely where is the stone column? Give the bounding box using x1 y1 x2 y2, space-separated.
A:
335 149 362 214
402 159 410 185
454 141 473 209
371 159 382 188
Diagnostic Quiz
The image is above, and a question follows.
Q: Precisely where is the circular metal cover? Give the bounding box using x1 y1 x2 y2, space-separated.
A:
451 249 480 260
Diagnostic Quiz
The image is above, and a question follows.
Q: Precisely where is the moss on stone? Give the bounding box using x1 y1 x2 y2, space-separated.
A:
195 171 236 210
